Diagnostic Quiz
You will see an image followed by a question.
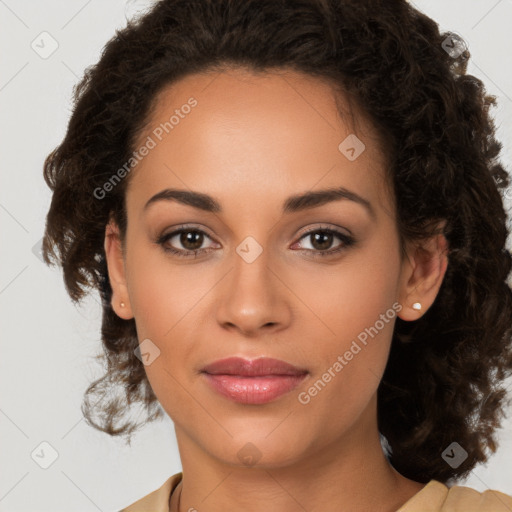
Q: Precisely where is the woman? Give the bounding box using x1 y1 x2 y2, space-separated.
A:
41 0 512 510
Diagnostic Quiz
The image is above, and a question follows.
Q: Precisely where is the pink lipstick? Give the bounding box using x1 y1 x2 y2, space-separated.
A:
201 357 308 405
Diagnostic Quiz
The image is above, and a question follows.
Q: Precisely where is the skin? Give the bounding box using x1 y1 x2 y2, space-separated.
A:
104 67 448 512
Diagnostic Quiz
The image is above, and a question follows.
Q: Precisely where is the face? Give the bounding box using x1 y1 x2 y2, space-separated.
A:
105 67 437 469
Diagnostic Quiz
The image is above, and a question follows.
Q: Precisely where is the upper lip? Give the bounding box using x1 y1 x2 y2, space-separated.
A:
201 357 308 377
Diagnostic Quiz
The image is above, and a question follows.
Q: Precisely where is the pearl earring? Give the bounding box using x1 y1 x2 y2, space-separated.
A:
120 302 125 308
412 302 422 311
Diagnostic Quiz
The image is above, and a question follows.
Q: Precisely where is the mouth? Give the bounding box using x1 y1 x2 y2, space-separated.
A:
201 357 309 405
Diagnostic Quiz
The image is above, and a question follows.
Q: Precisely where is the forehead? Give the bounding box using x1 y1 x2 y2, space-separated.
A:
126 67 393 219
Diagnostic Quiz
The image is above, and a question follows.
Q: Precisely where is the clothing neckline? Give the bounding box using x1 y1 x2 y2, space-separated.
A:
167 474 446 512
395 480 448 511
168 476 182 512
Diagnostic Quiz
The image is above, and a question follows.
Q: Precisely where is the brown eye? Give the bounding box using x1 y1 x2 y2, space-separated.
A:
292 227 355 258
156 227 217 257
179 230 204 251
309 231 334 251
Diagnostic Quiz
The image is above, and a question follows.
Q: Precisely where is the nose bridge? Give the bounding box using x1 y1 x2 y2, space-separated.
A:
215 232 291 334
233 234 271 288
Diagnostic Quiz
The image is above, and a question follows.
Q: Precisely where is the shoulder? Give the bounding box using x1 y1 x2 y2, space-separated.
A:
118 472 183 512
442 483 512 512
398 479 512 512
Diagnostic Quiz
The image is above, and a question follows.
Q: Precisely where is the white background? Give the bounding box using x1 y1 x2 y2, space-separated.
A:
1 0 511 510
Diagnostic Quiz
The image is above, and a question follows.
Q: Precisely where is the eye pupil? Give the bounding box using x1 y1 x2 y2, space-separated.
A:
311 231 332 250
181 231 203 250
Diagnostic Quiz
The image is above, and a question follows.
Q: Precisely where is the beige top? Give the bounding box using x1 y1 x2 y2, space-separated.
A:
119 472 512 512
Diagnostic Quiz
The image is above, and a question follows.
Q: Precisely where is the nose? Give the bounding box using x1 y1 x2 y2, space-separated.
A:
215 246 292 337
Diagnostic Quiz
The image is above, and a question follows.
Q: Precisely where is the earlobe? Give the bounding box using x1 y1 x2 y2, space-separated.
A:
397 229 449 322
103 220 134 320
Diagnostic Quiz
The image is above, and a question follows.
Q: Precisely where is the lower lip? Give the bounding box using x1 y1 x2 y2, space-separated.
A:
202 373 307 404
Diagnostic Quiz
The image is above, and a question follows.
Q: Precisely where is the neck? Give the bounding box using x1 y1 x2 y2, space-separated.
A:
170 397 425 512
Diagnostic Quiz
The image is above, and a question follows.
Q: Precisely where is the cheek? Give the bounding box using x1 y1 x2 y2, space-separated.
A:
290 235 401 347
296 301 396 431
123 248 198 418
124 230 205 337
291 237 401 405
123 235 214 392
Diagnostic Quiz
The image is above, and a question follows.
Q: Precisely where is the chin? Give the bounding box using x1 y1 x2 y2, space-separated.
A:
208 433 307 470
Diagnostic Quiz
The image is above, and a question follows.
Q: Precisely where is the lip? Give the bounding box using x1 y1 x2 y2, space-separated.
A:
201 357 308 405
202 356 307 376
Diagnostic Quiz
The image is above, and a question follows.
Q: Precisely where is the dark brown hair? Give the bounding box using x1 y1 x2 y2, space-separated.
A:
41 0 512 484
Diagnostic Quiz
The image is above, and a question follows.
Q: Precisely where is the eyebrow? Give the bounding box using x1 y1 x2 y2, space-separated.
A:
143 186 376 219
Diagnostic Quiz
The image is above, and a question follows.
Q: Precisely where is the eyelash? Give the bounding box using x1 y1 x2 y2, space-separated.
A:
155 225 356 259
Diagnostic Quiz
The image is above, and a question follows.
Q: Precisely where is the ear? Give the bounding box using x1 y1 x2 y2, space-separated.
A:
104 219 134 320
397 222 449 321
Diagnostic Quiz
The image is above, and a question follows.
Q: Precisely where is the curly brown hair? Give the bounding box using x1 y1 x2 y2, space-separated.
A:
41 0 512 485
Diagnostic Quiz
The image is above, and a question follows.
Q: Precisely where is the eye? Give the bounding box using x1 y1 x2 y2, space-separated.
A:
156 227 218 258
291 227 355 258
156 224 356 259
